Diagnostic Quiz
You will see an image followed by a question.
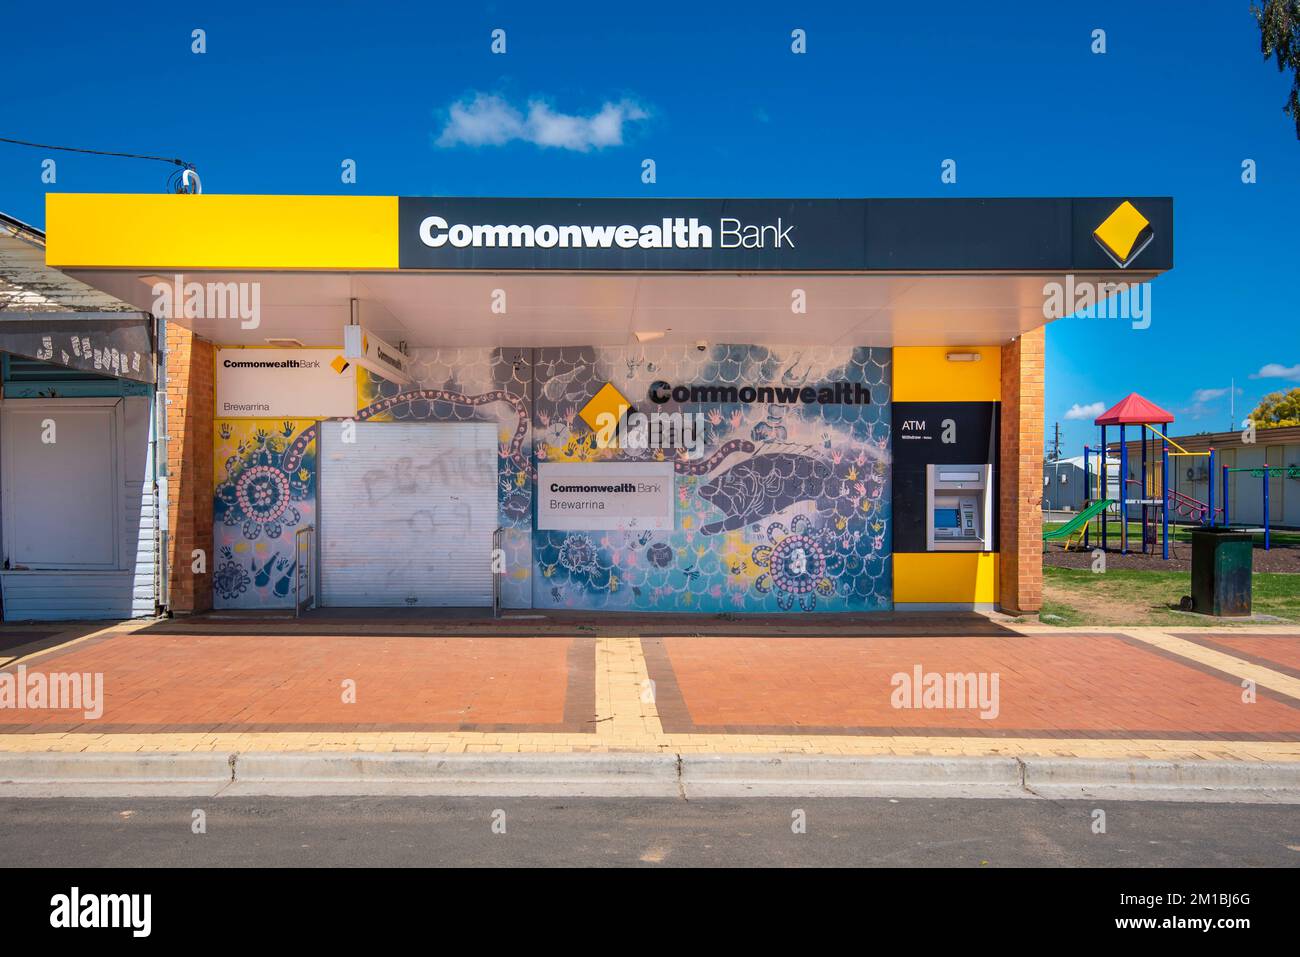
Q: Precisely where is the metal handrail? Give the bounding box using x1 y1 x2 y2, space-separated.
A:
294 524 316 617
492 526 503 619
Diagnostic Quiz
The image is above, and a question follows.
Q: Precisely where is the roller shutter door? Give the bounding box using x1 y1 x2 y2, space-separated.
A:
318 421 497 606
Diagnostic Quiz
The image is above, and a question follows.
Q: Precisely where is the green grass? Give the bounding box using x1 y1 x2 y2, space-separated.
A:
1041 566 1300 626
1042 520 1300 548
1037 594 1088 628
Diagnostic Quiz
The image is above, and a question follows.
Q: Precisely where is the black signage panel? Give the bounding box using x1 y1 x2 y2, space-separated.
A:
396 198 1174 272
892 401 999 466
864 199 1073 271
399 198 868 271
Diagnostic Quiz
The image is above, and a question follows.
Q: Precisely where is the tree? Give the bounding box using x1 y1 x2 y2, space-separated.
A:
1249 387 1300 427
1254 1 1300 138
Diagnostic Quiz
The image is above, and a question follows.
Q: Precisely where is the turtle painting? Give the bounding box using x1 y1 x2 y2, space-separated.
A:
697 445 833 535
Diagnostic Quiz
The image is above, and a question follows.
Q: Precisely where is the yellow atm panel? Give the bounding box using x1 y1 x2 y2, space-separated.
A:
894 552 999 607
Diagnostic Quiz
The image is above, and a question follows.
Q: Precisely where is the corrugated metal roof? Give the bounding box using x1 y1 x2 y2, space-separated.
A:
1 213 139 314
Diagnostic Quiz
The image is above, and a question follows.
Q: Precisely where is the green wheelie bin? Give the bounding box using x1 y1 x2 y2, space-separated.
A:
1189 528 1253 617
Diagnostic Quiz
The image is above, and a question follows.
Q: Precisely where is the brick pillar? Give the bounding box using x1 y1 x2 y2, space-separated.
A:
999 328 1044 613
164 324 214 614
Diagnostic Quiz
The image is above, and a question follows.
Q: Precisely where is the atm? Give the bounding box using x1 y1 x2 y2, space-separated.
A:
926 464 994 551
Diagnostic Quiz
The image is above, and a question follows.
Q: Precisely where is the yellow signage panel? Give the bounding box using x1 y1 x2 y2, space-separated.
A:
46 194 398 269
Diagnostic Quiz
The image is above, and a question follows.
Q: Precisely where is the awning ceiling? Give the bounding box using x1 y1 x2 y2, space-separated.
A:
60 268 1158 350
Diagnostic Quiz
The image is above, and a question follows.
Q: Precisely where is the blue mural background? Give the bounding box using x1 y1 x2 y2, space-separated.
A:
215 344 892 612
533 344 892 612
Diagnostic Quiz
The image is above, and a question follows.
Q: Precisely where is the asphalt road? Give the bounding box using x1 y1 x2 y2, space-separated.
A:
2 796 1298 867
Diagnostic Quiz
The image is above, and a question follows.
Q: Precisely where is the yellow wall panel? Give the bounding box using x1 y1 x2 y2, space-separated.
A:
893 346 1001 402
46 194 398 269
894 552 999 604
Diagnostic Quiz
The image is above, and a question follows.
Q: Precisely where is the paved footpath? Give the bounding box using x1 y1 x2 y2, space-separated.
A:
2 616 1299 765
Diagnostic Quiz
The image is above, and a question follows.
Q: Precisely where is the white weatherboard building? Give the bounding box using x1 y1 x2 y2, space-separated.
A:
0 212 159 621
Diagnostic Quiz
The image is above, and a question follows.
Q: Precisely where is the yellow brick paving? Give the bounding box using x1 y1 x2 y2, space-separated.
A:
2 625 1299 761
1116 628 1300 700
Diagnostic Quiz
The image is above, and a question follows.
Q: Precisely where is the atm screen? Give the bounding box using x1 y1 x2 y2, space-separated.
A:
933 508 961 529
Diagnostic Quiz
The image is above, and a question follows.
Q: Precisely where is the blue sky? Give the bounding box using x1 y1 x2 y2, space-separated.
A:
2 0 1296 454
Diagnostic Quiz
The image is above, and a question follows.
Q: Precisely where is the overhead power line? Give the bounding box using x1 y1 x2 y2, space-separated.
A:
0 135 192 168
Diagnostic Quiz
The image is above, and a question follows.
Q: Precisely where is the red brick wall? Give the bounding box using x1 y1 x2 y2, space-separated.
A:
164 324 214 614
999 328 1044 613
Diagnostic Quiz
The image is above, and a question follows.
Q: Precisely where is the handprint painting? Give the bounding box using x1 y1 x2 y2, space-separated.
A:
533 345 892 613
212 419 318 608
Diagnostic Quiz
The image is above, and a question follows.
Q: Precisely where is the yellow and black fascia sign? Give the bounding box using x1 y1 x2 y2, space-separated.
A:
1092 200 1153 269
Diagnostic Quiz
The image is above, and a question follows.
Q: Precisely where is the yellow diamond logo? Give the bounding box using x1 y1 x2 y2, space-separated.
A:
330 355 350 374
579 382 631 431
1093 201 1153 268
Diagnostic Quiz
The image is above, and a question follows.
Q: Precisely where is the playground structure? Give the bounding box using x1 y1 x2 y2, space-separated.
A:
1222 464 1300 550
1042 497 1115 549
1045 392 1297 558
1061 393 1226 559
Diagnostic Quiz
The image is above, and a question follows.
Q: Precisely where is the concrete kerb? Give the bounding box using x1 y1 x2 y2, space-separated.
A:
227 752 682 797
1019 757 1300 804
0 751 682 798
678 754 1026 798
0 752 1298 801
0 752 235 798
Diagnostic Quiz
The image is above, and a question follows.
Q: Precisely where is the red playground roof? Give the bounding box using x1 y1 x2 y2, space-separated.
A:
1094 392 1175 426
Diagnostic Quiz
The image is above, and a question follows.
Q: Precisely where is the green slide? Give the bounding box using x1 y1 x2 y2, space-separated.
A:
1043 499 1116 542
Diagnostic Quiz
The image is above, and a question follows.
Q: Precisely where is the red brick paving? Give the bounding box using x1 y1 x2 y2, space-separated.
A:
645 634 1300 738
0 633 594 733
4 629 1300 741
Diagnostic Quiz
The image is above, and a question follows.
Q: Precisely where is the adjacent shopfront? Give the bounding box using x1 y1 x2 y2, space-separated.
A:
43 194 1174 616
0 211 159 621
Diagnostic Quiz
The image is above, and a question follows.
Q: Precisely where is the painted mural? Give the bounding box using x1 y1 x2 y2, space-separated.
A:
533 345 892 612
356 349 535 608
211 344 891 612
212 418 317 608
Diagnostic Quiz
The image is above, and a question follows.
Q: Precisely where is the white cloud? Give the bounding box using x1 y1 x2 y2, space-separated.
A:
1250 362 1300 381
1181 385 1242 420
435 94 523 147
1064 401 1105 420
436 93 648 152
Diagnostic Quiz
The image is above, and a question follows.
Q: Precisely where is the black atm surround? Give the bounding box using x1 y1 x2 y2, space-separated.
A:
891 402 1000 554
